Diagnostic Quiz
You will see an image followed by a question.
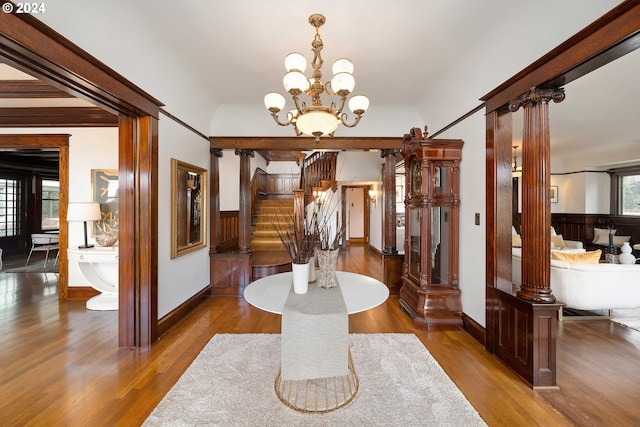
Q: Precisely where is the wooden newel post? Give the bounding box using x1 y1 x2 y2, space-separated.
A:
508 87 565 303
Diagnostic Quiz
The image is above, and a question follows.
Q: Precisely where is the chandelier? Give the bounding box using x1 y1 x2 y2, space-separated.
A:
264 14 369 142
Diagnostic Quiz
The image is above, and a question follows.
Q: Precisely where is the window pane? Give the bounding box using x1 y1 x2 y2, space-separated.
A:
622 175 640 216
42 180 60 230
0 178 21 236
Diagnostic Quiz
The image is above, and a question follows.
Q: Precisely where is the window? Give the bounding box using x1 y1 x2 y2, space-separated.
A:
612 167 640 216
621 174 640 216
0 178 21 237
42 180 60 230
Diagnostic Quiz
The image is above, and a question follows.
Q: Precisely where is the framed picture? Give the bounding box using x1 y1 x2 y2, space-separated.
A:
91 169 119 235
550 185 558 203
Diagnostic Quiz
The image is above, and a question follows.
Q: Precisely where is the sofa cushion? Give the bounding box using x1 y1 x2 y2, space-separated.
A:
552 249 602 264
593 227 615 245
512 234 522 247
551 234 566 249
613 235 631 245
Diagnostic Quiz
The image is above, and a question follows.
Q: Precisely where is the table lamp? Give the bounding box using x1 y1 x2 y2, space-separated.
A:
67 202 101 249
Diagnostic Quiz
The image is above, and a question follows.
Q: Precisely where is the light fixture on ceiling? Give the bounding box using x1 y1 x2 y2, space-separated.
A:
264 14 369 143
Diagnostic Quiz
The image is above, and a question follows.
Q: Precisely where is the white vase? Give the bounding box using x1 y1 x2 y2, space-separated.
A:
292 262 310 294
618 242 637 264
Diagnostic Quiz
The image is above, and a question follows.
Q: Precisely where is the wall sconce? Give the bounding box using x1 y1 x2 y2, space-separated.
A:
313 189 327 205
369 189 377 206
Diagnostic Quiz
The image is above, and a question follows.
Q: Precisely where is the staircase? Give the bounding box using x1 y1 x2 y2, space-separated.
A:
251 199 294 251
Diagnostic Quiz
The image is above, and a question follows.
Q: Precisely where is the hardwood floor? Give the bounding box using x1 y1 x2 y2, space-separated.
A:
1 244 640 426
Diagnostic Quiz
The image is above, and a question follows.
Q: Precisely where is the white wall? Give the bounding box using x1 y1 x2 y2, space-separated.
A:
157 117 211 318
438 111 487 326
551 172 610 214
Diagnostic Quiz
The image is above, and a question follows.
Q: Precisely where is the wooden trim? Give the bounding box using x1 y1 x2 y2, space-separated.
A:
462 312 486 347
159 108 209 141
368 244 383 259
66 286 100 300
211 136 402 150
0 11 163 117
0 107 118 127
156 285 211 338
0 79 74 98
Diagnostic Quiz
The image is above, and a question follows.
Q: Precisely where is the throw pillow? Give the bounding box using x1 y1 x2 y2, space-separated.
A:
592 227 615 245
551 234 565 249
551 249 602 264
512 234 522 247
613 235 631 245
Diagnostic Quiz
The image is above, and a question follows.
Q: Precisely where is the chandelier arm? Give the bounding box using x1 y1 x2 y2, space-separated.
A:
269 110 294 127
340 112 364 128
332 97 347 115
291 94 306 114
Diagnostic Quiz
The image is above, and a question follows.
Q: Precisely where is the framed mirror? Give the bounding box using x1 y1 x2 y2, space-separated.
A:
171 158 208 258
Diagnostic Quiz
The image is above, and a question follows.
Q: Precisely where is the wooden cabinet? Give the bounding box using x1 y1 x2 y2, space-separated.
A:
399 127 464 331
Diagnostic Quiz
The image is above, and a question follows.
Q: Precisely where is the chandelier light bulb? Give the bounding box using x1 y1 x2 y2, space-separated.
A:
283 71 310 92
348 95 369 114
332 58 354 75
284 52 307 73
331 72 355 94
264 92 286 111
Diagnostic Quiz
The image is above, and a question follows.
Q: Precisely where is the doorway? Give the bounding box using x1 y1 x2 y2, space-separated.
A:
341 185 370 245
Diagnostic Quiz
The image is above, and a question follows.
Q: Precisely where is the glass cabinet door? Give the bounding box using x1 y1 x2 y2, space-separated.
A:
408 207 421 280
430 206 450 285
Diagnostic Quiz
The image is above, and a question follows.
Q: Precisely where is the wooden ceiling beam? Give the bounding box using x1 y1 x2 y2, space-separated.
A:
210 136 403 150
0 79 74 98
0 106 118 127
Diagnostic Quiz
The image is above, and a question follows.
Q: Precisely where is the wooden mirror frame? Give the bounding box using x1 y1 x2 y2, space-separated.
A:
171 158 208 258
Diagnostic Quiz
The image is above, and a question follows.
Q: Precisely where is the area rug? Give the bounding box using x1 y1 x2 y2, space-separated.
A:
612 308 640 332
143 333 487 427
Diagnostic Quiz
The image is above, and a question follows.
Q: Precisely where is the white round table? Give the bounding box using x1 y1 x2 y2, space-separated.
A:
244 270 389 315
244 270 389 413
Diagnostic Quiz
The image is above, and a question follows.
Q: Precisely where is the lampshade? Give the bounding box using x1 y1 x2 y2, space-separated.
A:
330 72 355 94
332 58 354 75
67 202 101 222
295 110 340 137
283 71 310 92
264 92 286 111
284 52 307 72
348 95 369 113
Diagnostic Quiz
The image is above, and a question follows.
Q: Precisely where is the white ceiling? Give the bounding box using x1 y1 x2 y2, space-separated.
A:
3 0 638 171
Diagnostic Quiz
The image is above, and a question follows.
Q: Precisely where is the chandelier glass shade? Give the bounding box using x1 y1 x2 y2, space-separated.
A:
264 14 369 142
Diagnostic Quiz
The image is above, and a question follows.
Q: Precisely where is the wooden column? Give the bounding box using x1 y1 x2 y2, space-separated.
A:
508 87 565 303
210 148 223 253
381 149 401 254
381 149 403 295
235 149 254 254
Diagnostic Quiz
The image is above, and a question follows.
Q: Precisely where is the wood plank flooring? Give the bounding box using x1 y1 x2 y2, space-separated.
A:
1 244 640 426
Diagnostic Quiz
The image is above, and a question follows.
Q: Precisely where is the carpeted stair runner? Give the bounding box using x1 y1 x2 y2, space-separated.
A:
252 199 294 251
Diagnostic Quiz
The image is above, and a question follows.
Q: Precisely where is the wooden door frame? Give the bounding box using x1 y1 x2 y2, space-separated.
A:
0 12 162 347
341 185 371 245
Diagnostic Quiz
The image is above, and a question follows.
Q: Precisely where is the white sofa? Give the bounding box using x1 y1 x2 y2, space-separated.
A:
512 248 640 311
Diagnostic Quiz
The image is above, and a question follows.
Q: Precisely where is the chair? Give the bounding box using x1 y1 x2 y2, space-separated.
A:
25 233 60 267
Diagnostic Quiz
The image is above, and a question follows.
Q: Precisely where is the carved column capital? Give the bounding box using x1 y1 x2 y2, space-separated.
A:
508 87 565 112
234 149 255 158
210 148 223 158
380 148 401 159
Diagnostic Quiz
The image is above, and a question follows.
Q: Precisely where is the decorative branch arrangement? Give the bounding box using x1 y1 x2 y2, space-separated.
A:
312 189 344 251
271 207 318 264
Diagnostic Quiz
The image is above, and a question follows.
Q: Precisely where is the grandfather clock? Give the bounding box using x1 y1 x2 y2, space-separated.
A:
399 127 463 331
